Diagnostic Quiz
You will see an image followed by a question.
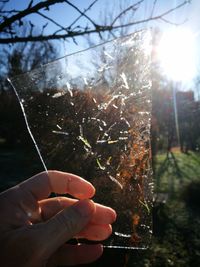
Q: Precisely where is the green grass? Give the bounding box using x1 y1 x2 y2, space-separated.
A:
155 150 200 194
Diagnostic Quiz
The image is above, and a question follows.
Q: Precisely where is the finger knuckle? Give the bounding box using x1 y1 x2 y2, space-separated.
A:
55 211 78 233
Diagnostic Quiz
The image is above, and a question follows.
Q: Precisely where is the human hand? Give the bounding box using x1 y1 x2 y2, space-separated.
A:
0 171 116 267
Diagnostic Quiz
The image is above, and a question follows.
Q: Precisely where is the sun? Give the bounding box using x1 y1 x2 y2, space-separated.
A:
157 28 196 82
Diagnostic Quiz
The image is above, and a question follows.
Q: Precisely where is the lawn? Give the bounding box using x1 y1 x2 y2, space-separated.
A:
155 150 200 195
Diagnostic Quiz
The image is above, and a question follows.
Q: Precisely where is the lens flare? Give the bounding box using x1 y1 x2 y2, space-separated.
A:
157 28 196 82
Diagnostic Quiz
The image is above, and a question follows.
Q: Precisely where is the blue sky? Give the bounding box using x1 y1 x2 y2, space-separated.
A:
3 0 200 91
5 0 200 54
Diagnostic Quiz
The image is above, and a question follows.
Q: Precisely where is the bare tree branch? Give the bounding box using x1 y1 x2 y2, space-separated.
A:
27 0 34 9
68 0 98 29
0 0 66 32
150 0 158 17
159 17 187 26
36 11 68 33
111 0 144 26
0 0 190 44
0 9 19 14
64 0 98 28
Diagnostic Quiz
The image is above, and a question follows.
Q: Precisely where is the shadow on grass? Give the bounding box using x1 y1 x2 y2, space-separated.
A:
155 151 185 194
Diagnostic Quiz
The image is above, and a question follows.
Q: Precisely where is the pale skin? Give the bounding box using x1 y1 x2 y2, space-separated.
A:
0 171 117 267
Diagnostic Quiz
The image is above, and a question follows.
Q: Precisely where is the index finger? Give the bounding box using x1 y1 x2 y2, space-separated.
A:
19 170 95 201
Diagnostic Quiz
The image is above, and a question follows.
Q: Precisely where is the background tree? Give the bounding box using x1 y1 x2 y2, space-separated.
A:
0 23 58 147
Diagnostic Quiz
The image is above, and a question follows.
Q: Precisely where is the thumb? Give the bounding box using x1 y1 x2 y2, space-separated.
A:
37 199 95 257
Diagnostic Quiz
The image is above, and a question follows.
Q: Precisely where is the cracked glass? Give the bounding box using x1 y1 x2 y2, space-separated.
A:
9 31 153 249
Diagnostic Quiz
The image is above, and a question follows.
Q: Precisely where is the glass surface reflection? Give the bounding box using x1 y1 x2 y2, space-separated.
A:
9 31 153 249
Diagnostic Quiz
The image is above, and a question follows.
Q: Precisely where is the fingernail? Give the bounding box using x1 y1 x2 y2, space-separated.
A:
111 209 117 222
75 199 95 217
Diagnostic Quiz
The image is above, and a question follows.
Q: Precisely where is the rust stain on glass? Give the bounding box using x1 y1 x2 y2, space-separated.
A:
9 31 153 249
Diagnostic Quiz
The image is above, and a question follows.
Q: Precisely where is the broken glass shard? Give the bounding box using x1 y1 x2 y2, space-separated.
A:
8 31 153 249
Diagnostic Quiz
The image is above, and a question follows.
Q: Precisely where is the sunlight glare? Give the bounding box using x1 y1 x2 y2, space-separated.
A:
157 28 196 82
